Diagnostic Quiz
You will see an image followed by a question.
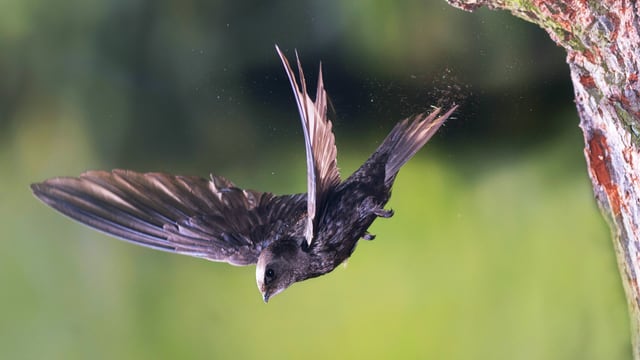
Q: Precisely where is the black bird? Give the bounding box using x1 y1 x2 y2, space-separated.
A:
31 47 456 302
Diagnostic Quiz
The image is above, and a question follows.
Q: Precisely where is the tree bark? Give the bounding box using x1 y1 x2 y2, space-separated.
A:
446 0 640 356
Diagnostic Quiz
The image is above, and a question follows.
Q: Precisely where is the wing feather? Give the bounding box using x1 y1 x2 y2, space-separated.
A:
31 170 306 265
275 45 340 246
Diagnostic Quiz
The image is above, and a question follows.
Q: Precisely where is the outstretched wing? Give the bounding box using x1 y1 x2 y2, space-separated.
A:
31 170 305 266
276 45 341 246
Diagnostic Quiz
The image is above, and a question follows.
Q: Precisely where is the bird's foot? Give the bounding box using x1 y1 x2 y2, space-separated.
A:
373 208 394 218
362 232 376 240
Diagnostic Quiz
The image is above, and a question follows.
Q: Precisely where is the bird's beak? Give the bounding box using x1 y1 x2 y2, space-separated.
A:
259 283 270 303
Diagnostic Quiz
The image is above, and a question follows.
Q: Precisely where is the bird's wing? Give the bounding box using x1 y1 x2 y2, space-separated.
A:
31 170 306 266
276 46 341 246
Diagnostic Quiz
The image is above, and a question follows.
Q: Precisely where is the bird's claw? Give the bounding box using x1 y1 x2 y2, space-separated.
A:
362 232 376 240
373 208 394 218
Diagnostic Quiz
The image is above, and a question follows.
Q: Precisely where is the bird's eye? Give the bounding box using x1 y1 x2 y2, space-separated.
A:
265 268 276 284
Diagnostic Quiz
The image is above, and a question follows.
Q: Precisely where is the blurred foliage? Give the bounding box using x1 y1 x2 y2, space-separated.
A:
0 0 630 359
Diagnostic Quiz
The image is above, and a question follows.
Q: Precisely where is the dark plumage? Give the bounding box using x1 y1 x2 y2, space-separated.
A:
31 46 456 302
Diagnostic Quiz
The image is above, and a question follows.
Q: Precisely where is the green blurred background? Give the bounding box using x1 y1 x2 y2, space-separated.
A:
0 0 631 359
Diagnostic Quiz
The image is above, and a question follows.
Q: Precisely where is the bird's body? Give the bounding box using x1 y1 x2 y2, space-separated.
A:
31 47 456 302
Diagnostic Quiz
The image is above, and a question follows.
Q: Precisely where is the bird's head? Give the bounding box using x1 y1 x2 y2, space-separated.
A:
256 239 304 303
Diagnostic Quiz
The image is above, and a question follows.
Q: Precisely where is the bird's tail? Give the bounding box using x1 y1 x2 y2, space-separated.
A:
380 106 457 186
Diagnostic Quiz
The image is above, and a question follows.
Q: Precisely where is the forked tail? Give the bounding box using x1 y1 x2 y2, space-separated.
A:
381 106 457 186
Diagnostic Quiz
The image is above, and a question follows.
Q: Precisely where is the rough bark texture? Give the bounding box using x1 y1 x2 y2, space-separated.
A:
446 0 640 356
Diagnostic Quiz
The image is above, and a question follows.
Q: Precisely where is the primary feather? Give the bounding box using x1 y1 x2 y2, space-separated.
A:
31 170 306 265
275 46 341 246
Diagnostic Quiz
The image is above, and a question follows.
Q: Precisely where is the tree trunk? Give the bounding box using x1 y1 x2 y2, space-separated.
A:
446 0 640 356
